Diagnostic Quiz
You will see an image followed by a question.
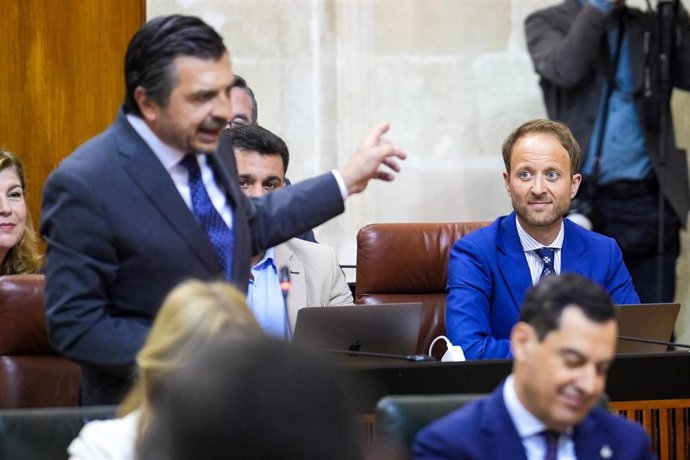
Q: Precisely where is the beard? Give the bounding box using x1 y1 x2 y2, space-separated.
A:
512 195 570 229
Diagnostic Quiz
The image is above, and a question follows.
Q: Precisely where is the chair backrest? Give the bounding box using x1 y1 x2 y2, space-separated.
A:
0 274 80 408
374 393 486 459
355 222 490 357
0 405 117 459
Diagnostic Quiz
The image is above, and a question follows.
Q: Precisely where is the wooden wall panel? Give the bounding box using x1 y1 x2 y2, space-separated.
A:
0 0 145 232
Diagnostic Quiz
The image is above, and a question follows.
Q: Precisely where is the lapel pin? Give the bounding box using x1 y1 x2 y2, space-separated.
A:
599 444 613 458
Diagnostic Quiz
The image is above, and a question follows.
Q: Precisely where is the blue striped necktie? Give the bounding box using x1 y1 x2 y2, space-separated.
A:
535 247 555 279
181 154 235 279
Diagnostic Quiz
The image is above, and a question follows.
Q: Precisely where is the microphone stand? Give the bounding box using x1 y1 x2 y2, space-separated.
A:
619 335 690 350
320 348 436 362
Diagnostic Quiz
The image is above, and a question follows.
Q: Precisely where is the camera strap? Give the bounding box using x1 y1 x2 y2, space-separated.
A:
586 8 627 199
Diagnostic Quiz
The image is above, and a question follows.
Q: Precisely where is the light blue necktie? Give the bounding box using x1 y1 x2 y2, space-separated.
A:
181 154 235 279
535 247 556 280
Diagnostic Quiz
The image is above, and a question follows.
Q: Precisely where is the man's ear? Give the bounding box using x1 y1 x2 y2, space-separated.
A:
503 171 511 196
134 86 159 123
510 322 535 362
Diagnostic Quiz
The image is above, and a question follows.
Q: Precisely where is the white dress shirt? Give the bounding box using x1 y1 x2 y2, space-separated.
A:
503 375 576 460
516 219 565 285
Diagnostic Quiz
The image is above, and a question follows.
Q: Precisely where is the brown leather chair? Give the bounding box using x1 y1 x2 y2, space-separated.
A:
0 274 80 408
355 222 490 359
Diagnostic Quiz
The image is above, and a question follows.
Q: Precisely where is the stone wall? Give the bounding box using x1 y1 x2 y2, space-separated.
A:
148 0 690 338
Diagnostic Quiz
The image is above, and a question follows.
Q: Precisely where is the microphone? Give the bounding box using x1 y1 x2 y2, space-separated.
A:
279 266 292 341
618 335 690 350
279 266 291 299
319 348 436 362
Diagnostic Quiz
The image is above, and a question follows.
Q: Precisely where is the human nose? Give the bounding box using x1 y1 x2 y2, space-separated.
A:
213 91 233 122
0 196 11 216
245 184 266 198
576 364 602 396
531 174 547 196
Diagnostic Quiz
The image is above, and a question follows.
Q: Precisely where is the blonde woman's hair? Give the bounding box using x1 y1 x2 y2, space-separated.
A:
118 279 260 445
0 149 42 274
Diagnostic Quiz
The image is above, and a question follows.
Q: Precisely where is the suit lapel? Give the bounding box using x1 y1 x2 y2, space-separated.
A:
560 221 589 275
481 385 529 460
113 112 222 274
274 243 306 333
573 411 615 459
497 213 532 314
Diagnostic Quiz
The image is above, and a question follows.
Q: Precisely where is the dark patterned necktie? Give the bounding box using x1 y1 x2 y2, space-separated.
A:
542 430 559 460
181 154 235 279
535 247 555 279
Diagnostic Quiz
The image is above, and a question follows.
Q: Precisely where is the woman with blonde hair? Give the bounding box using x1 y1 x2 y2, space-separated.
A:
68 279 261 459
0 149 42 274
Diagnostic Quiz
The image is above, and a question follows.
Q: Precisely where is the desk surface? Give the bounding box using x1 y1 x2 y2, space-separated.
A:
341 351 690 413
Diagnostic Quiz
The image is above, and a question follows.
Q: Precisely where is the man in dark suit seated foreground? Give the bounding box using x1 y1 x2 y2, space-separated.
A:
414 274 653 459
40 14 405 405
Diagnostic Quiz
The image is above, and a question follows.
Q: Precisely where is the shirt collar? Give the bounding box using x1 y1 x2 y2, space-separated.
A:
503 374 547 439
125 114 186 172
515 218 564 252
252 247 276 271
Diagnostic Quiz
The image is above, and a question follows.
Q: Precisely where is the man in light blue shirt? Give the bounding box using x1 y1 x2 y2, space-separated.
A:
227 125 353 339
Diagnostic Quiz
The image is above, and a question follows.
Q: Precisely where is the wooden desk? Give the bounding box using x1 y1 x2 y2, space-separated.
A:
343 352 690 459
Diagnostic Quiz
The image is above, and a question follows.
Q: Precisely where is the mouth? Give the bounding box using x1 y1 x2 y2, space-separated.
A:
559 389 590 412
0 223 16 231
197 119 227 144
528 201 552 210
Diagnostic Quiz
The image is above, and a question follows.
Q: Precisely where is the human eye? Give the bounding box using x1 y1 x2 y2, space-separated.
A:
546 170 560 181
264 180 280 191
8 189 23 200
238 178 251 189
561 350 585 369
190 91 215 105
519 170 532 180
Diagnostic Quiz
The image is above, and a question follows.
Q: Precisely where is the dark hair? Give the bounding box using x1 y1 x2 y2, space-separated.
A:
231 74 258 124
225 125 290 173
520 273 615 341
139 336 363 460
0 149 42 274
501 119 582 176
123 15 227 116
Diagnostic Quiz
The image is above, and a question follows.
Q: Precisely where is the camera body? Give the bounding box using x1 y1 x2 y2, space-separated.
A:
566 197 594 230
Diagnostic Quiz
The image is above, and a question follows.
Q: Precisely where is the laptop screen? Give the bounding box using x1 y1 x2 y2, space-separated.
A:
292 303 424 361
615 303 680 353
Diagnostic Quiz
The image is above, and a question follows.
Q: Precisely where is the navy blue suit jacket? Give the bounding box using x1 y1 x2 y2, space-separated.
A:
446 213 639 359
40 111 344 404
413 383 653 460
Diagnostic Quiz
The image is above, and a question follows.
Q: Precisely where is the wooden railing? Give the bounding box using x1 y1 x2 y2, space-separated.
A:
610 399 690 460
360 400 690 459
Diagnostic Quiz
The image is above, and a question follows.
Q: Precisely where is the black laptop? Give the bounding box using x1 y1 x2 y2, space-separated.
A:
292 303 425 363
615 303 680 353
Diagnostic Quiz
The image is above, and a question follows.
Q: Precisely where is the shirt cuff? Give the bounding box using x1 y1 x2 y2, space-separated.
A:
331 169 348 201
589 0 616 13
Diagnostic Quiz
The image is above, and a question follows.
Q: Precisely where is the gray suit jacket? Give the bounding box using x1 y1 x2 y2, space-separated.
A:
40 110 344 404
525 0 690 225
274 238 353 333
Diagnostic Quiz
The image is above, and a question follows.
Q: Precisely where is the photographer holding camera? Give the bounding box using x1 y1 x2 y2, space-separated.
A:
525 0 690 303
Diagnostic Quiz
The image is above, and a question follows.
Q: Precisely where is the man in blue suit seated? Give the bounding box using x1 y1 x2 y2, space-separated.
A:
446 119 639 360
415 274 654 460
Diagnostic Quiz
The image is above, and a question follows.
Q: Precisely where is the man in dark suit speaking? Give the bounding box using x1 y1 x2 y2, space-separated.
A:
40 15 405 405
414 274 653 459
